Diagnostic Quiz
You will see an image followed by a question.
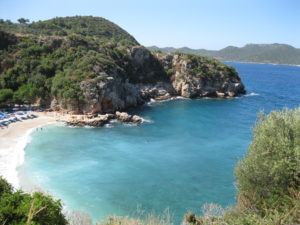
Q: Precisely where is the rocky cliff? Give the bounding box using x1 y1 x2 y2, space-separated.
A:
0 16 245 113
51 46 245 114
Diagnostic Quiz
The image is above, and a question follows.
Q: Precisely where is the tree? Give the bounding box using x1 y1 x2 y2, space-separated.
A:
0 89 14 106
18 18 29 24
0 177 67 225
13 84 40 104
235 107 300 209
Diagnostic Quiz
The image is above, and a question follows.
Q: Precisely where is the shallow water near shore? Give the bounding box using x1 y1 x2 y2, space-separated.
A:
20 62 300 223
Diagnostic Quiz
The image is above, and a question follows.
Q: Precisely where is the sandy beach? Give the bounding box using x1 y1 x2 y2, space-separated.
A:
0 112 57 189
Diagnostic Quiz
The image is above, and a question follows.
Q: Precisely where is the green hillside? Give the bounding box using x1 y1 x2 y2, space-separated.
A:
0 16 140 107
0 16 244 112
0 16 138 44
149 43 300 65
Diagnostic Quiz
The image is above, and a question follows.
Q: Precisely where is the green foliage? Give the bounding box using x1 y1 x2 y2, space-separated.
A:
13 84 40 103
51 74 83 101
0 177 67 225
0 16 138 44
0 177 13 195
235 107 300 209
166 68 174 76
0 14 151 105
0 30 17 50
0 16 239 109
170 52 239 81
18 18 30 24
0 88 14 106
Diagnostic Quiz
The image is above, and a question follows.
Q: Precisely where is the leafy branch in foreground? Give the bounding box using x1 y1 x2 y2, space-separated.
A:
0 176 67 225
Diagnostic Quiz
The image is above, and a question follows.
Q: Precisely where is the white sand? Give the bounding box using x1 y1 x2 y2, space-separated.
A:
0 112 57 189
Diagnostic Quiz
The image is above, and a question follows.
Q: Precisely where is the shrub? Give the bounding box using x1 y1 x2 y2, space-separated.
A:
235 107 300 210
0 88 14 106
0 176 67 225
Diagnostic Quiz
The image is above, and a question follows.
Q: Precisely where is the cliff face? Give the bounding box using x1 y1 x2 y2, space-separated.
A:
0 16 245 113
51 46 245 114
158 52 245 98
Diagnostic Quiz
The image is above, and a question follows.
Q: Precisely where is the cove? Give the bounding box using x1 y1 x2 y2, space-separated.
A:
21 62 300 223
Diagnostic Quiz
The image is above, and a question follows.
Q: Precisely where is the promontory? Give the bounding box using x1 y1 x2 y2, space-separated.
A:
0 16 246 114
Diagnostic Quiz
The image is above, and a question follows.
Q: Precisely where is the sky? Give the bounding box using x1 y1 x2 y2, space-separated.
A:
0 0 299 50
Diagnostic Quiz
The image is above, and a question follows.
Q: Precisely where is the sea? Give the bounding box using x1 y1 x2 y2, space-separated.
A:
19 62 300 224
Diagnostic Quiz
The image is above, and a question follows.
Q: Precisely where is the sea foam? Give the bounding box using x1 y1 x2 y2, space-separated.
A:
245 92 260 97
0 128 34 189
0 122 56 189
147 96 188 106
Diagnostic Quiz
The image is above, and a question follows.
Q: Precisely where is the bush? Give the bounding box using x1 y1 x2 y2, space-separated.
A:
0 176 67 225
0 88 13 106
235 107 300 209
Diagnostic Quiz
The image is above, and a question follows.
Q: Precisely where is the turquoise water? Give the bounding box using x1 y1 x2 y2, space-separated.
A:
22 62 300 223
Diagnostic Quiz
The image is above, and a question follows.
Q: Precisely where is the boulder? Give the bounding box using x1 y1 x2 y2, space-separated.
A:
115 111 143 124
132 115 143 123
115 111 132 122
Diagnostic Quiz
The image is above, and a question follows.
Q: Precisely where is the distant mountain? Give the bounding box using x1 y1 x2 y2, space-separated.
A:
148 44 300 65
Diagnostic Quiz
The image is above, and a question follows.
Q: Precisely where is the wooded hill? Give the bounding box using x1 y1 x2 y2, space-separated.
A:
149 43 300 65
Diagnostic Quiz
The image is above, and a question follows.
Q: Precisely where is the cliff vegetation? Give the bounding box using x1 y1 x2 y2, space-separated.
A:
0 16 245 113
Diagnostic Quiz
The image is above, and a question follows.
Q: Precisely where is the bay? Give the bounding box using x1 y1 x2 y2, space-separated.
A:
22 62 300 223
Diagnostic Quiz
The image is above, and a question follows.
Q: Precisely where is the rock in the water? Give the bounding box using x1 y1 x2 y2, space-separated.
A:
132 115 143 123
115 111 142 124
65 113 115 127
115 111 133 122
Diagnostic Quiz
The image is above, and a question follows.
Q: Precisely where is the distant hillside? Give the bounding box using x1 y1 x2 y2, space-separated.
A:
149 44 300 65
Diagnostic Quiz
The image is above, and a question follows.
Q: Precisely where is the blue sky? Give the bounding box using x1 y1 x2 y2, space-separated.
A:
0 0 299 49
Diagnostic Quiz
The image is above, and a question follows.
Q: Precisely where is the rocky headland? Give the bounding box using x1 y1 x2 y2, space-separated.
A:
0 16 246 127
50 46 246 116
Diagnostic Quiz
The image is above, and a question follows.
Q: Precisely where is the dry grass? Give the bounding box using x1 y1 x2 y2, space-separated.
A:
65 211 93 225
97 209 173 225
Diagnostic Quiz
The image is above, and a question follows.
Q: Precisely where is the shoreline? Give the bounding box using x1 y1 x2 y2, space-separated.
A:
223 60 300 67
0 112 57 189
0 94 253 191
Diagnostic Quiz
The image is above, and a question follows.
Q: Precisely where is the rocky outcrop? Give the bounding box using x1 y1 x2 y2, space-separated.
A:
115 111 142 123
0 17 246 116
64 112 143 127
51 46 246 114
157 53 246 98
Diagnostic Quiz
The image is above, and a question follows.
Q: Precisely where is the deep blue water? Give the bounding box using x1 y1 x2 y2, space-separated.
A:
22 62 300 224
